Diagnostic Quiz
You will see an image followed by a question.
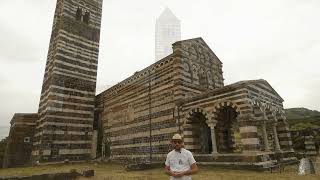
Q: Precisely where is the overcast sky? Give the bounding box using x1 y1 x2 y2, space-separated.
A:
0 0 319 126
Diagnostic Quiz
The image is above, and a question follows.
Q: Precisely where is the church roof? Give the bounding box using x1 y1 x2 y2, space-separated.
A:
230 79 284 101
182 79 284 104
173 37 223 64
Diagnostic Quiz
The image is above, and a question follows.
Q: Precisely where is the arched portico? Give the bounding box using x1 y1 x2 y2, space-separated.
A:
176 79 297 166
184 108 212 154
251 99 293 153
211 101 242 153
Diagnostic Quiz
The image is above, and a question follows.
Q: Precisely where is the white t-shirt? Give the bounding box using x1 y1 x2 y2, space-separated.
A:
165 148 196 180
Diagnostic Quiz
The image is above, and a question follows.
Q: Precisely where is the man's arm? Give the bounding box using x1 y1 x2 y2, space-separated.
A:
165 165 173 176
183 163 198 176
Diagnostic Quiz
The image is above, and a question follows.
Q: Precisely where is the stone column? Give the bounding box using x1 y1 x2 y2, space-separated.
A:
260 106 270 151
208 121 218 155
261 121 270 151
272 123 281 152
211 127 218 154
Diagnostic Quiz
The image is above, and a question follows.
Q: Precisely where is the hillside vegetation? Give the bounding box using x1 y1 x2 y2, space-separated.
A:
285 108 320 151
285 108 320 131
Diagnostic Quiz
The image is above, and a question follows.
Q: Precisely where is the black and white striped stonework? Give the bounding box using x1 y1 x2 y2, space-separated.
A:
95 38 222 163
96 54 179 163
95 37 295 164
180 80 288 152
277 121 294 151
32 0 103 163
304 136 317 156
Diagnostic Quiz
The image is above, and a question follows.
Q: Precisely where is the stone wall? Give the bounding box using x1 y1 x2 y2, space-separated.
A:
96 38 224 163
95 37 296 164
96 54 178 163
3 113 37 168
172 38 224 100
291 129 319 157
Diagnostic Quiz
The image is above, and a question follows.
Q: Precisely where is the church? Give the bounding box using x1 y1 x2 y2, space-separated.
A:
3 0 297 168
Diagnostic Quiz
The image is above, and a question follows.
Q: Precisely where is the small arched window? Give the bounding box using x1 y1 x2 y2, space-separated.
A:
76 7 82 21
83 11 90 24
198 68 208 88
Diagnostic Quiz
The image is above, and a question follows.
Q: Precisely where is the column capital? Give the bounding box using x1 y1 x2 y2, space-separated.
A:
207 119 217 128
208 123 217 128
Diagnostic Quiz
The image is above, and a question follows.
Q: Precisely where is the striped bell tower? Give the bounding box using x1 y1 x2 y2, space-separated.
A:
32 0 103 163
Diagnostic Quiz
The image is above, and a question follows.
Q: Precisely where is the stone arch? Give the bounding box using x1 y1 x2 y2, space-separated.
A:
198 67 208 88
185 107 209 125
191 64 198 79
250 98 262 109
205 52 210 62
264 105 280 122
83 10 90 24
211 100 242 153
182 62 191 72
249 101 272 151
76 7 82 21
211 100 241 119
183 108 212 154
277 111 288 124
273 108 293 151
250 99 287 151
207 71 213 87
250 99 267 120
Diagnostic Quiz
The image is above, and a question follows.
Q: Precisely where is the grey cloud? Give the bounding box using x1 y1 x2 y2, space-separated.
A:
0 76 8 85
0 25 39 62
0 89 39 126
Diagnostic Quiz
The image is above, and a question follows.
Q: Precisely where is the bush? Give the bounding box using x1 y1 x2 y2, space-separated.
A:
0 137 8 168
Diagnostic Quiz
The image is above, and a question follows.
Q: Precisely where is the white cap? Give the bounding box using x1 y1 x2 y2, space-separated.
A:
172 133 182 140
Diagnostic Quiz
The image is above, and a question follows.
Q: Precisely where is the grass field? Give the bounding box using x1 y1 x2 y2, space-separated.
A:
0 158 319 180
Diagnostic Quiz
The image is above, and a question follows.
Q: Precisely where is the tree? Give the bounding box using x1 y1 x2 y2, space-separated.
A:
0 137 8 168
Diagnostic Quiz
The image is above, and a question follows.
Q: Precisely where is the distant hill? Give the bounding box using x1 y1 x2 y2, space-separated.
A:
285 107 320 119
285 108 320 131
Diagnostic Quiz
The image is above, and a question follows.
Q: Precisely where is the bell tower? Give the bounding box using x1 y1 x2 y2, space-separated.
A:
32 0 103 163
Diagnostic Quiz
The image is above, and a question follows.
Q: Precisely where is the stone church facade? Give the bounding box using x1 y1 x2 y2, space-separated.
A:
96 38 296 167
3 0 296 168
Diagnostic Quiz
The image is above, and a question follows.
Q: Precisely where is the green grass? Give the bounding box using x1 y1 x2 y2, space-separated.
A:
0 159 319 180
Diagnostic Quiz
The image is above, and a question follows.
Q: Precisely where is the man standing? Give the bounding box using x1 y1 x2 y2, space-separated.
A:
165 134 198 180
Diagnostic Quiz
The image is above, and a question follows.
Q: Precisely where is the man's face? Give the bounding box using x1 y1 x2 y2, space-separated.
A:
171 139 183 150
